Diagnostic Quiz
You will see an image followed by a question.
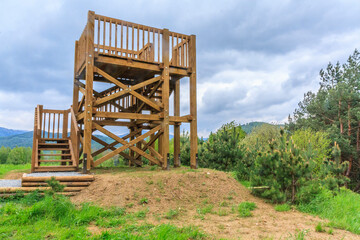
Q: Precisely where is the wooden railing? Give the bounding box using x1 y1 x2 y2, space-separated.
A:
40 109 69 139
75 11 191 73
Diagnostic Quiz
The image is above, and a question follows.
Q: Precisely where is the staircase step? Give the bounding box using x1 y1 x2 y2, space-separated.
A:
34 166 77 172
38 154 71 157
39 143 69 146
38 148 70 151
41 138 69 141
38 160 73 163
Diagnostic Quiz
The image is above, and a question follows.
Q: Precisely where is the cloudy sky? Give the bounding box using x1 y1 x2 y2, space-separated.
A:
1 0 360 137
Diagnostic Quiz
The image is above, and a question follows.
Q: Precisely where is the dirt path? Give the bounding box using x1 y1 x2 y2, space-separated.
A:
71 167 359 240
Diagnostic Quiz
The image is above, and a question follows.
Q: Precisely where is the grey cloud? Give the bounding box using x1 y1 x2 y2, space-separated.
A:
1 0 360 135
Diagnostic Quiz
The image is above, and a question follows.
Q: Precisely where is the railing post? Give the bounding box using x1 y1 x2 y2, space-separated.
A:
83 153 88 174
62 110 69 138
31 107 37 173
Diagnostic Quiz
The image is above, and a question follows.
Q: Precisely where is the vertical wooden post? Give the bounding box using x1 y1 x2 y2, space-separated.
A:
129 127 134 166
189 35 197 169
174 78 180 167
31 107 37 172
62 110 69 138
161 29 170 170
72 42 80 166
73 41 80 114
84 10 95 170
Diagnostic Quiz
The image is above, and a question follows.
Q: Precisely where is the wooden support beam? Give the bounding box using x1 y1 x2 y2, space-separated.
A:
95 111 161 120
189 34 197 169
174 78 180 167
84 10 95 170
93 120 133 127
161 28 170 170
95 55 189 76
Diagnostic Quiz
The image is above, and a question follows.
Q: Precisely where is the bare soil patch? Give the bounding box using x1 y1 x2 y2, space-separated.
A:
3 169 30 179
71 167 359 239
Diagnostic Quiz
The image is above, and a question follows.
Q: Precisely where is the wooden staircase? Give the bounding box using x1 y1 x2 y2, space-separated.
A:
31 105 79 173
34 139 77 172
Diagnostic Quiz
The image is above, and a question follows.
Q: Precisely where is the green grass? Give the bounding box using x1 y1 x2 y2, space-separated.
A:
274 203 291 212
315 222 325 232
237 201 256 217
164 209 179 219
298 187 360 234
0 193 207 239
0 164 30 178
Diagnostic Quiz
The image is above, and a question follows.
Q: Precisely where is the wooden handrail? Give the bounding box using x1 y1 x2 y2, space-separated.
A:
70 106 79 134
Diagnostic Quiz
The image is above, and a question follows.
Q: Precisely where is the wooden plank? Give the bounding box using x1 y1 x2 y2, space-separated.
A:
95 111 161 120
0 187 86 193
0 192 77 197
95 55 189 76
169 115 191 123
22 182 91 187
22 175 94 182
93 120 133 127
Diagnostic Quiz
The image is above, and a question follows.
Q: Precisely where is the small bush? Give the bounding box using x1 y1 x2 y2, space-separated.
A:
274 203 291 212
139 198 148 205
46 177 65 194
237 202 256 217
196 204 213 215
315 222 325 232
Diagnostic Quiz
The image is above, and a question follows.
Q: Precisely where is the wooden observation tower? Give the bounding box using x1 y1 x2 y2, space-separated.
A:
31 11 197 172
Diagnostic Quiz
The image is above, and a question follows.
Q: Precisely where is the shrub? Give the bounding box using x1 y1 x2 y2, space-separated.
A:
274 203 291 212
0 146 11 164
7 147 31 165
237 201 256 217
200 121 246 171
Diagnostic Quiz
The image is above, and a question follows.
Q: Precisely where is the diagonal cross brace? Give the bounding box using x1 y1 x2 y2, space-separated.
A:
94 67 162 111
92 123 162 166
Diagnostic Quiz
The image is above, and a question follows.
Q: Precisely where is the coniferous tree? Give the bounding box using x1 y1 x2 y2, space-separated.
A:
288 49 360 190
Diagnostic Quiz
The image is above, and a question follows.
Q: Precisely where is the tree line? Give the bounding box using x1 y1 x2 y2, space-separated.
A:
0 146 32 165
177 49 360 204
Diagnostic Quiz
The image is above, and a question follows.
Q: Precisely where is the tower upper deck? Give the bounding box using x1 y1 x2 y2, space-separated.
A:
75 11 194 80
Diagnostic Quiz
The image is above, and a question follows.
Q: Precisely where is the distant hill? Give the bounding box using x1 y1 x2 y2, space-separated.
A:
0 131 34 148
0 130 172 149
0 127 28 138
0 131 120 149
241 122 284 134
0 122 282 148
